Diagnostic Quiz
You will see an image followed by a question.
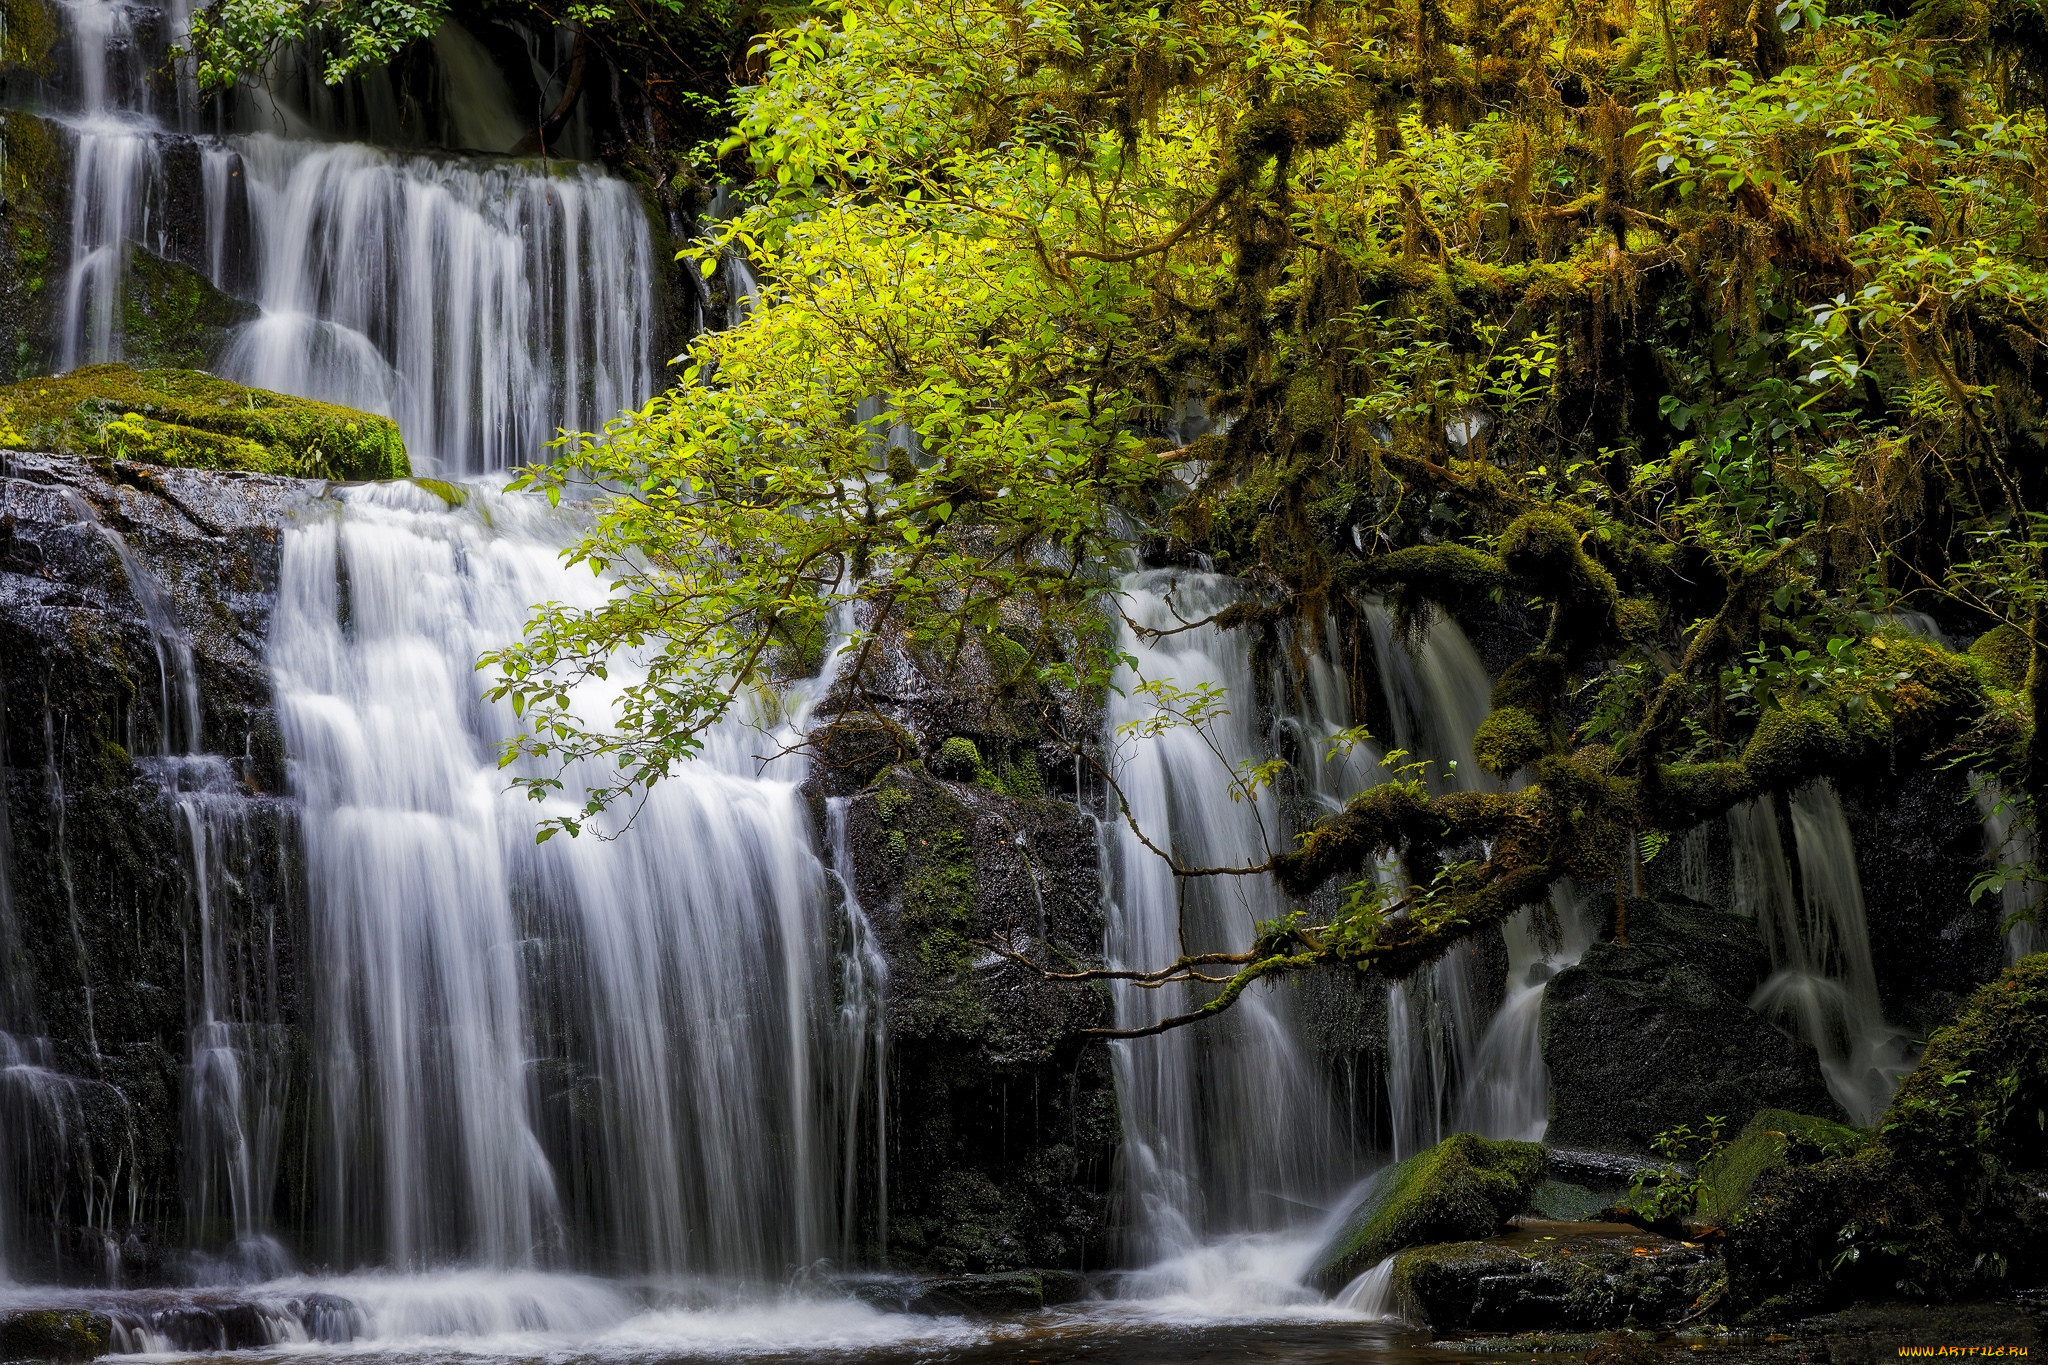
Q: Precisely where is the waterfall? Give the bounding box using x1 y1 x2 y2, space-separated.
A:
1729 785 1914 1125
1104 569 1351 1261
268 482 850 1274
824 797 889 1264
213 136 655 473
41 0 659 475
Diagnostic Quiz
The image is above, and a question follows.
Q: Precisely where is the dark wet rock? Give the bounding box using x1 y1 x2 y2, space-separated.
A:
1542 896 1839 1154
0 452 306 1280
1835 771 2006 1037
1390 1223 1716 1333
832 760 1115 1274
0 1308 112 1362
875 1269 1091 1314
1311 1133 1547 1293
0 113 67 380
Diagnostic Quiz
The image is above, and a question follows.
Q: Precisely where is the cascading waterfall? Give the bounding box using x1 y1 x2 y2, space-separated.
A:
1105 569 1352 1264
1973 779 2042 963
213 136 654 473
1728 784 1914 1125
43 0 658 474
268 482 858 1275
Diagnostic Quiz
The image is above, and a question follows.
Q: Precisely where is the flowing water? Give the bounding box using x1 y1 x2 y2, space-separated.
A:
0 0 1952 1353
1728 785 1914 1126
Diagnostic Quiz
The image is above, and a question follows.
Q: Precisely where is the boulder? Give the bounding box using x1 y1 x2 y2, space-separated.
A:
1389 1224 1716 1332
1725 954 2048 1312
1694 1109 1868 1228
1309 1133 1546 1292
1543 896 1839 1153
0 1309 112 1362
0 366 407 480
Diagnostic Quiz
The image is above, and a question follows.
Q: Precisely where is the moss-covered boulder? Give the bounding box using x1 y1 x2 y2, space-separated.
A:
121 249 260 371
1390 1227 1715 1332
0 1309 113 1361
1309 1133 1547 1292
1725 953 2048 1312
0 365 408 479
1695 1109 1869 1228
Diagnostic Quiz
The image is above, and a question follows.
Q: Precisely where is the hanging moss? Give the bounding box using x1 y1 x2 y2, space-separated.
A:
0 365 409 479
931 736 989 782
1473 706 1546 778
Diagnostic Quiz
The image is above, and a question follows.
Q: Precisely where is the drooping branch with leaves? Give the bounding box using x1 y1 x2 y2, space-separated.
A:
475 0 2048 1031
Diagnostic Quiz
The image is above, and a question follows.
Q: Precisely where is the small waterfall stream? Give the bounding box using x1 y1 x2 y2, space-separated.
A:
41 0 657 473
1728 785 1914 1125
270 482 852 1275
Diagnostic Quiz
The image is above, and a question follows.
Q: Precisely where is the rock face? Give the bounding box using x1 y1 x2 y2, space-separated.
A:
1391 1224 1716 1332
1542 896 1839 1153
0 451 305 1279
1310 1133 1547 1292
833 760 1117 1273
1836 772 2007 1036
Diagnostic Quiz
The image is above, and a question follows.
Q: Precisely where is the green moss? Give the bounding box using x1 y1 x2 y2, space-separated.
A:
1491 650 1567 716
0 1309 112 1362
932 736 988 782
1696 1109 1869 1226
1497 508 1618 608
0 0 60 79
1615 597 1663 642
121 249 258 371
1310 1132 1547 1291
1968 624 2030 689
1473 705 1545 778
1370 543 1507 603
1740 703 1849 789
0 365 409 479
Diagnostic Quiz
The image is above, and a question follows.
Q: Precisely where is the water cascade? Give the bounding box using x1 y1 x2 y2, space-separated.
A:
269 482 859 1274
1104 569 1352 1264
43 0 658 474
1728 785 1914 1125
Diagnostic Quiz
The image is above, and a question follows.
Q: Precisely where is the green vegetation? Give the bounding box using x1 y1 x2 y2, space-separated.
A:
0 365 409 479
445 0 2048 1036
1725 954 2048 1308
1310 1133 1546 1291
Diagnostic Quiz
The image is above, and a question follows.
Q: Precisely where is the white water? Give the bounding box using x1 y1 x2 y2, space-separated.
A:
44 0 658 474
1974 778 2043 962
269 481 862 1274
214 137 654 473
1104 570 1352 1263
1728 784 1914 1125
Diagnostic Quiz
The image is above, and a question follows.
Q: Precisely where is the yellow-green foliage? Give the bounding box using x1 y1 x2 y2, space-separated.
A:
0 365 409 479
1473 706 1545 778
1969 624 2032 690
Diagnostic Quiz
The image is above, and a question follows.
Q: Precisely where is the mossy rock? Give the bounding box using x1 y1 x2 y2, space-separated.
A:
121 249 259 371
931 736 988 782
0 0 61 80
0 364 409 479
1309 1133 1547 1292
1695 1109 1869 1227
0 1309 113 1362
1968 623 2031 689
1473 705 1545 778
